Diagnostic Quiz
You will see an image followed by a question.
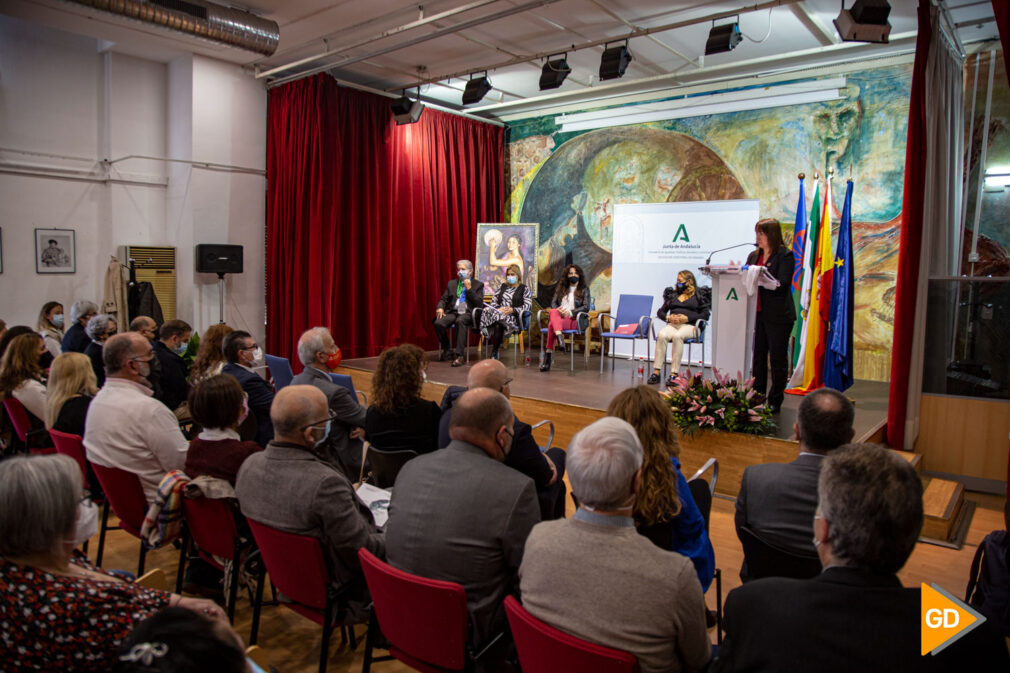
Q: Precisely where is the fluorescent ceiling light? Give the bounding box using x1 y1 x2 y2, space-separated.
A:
555 77 846 133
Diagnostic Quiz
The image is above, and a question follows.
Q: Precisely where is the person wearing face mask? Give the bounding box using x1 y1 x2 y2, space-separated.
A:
478 263 532 361
236 385 385 623
434 259 485 367
291 327 367 478
184 374 263 486
364 344 441 456
648 269 710 385
84 313 118 388
386 388 540 657
61 299 99 353
221 330 274 447
83 333 189 503
37 301 65 360
153 319 193 412
0 332 55 451
519 416 712 673
540 264 593 372
0 454 224 673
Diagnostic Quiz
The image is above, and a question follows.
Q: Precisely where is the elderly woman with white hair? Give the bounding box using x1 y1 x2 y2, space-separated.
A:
519 417 712 673
0 454 224 672
60 299 98 354
83 312 117 387
434 259 485 366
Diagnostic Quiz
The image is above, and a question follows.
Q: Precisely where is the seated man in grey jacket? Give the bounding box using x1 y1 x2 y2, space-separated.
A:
291 327 366 479
235 385 384 621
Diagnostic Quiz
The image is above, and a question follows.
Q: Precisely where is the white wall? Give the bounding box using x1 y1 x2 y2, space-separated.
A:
0 16 266 344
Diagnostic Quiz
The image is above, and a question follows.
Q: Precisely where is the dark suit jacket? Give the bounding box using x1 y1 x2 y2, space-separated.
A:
437 277 485 314
438 406 554 487
83 341 106 388
714 567 1010 672
61 322 89 353
735 453 823 557
385 439 540 647
222 362 274 446
235 441 385 590
154 341 190 411
365 399 441 455
746 246 796 324
291 366 367 478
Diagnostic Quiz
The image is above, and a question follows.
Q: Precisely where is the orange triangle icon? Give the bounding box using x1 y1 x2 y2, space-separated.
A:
921 582 985 656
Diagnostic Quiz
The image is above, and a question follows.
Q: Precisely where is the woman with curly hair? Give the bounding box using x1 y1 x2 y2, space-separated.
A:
540 264 592 372
189 324 233 383
365 344 441 454
607 385 715 591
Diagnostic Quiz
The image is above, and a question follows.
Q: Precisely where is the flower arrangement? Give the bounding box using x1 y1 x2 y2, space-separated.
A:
660 368 777 436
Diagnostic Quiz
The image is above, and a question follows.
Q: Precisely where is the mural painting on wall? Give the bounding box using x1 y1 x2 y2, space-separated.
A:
506 65 914 381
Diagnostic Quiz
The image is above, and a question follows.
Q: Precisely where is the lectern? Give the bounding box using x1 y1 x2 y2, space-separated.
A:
700 265 756 380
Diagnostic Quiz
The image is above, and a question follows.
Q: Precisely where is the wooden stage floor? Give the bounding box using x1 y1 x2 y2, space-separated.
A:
340 349 889 444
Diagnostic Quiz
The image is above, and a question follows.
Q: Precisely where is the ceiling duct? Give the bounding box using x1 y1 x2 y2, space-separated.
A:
65 0 280 56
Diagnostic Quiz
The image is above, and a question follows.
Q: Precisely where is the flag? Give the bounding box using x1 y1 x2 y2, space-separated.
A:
787 172 833 394
789 177 808 370
824 180 854 391
786 177 821 388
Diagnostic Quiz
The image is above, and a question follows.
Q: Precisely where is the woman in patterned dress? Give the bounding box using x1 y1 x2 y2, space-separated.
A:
479 263 532 360
0 454 224 673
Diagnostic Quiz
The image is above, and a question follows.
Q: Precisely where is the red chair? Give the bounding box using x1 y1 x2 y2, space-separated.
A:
247 518 358 673
358 548 502 673
49 429 105 557
181 495 251 622
3 397 53 454
90 463 152 577
504 596 638 673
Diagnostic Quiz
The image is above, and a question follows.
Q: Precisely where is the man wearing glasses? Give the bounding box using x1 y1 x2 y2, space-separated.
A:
222 330 274 447
236 385 384 621
83 332 189 503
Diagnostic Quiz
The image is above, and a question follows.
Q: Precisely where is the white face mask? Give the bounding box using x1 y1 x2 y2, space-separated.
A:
68 498 99 546
421 370 427 383
251 347 264 364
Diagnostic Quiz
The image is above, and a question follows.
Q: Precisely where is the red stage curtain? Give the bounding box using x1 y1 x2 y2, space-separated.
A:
995 0 1010 86
886 0 931 450
266 75 504 365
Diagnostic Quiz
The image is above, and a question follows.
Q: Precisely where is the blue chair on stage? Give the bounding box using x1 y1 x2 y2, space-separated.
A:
479 306 531 368
651 318 708 380
330 372 368 405
534 298 595 371
598 294 653 373
264 354 294 390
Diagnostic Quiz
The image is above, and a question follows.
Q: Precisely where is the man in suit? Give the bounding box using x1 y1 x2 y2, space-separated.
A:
437 359 566 520
236 385 384 622
433 259 485 367
385 388 540 652
291 327 366 480
221 330 274 446
153 319 192 412
715 443 1009 672
735 387 854 578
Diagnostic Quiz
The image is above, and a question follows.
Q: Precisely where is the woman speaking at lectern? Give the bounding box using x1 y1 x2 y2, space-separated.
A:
745 218 794 414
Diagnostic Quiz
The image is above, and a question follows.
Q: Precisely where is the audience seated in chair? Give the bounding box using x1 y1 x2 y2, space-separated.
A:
235 385 384 622
520 417 711 673
0 454 223 673
735 387 854 580
83 332 188 503
291 326 367 479
37 300 65 361
46 351 103 497
129 316 164 396
715 443 1010 672
118 606 260 673
184 374 263 486
608 385 715 592
153 319 193 412
364 344 440 455
0 332 49 425
221 331 274 447
433 258 485 367
437 359 567 521
83 313 117 388
61 300 98 354
385 388 540 653
188 323 233 384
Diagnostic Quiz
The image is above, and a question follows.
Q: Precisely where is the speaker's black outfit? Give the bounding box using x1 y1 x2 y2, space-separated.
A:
746 247 795 411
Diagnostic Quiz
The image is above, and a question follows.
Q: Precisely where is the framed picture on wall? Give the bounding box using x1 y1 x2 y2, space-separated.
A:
35 228 76 274
475 222 540 297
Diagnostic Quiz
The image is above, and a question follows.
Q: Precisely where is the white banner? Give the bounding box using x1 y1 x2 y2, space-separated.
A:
609 200 761 367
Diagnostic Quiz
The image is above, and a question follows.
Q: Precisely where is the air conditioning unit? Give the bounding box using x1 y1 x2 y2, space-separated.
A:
119 245 177 320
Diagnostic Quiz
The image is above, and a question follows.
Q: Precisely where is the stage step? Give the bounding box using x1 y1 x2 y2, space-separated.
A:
920 477 968 545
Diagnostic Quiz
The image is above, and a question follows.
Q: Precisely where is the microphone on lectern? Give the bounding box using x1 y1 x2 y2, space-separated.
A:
705 242 758 267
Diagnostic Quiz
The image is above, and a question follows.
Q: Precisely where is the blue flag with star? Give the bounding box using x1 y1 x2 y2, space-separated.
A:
825 179 854 392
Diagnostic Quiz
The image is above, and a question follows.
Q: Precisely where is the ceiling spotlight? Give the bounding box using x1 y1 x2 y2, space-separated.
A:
462 73 492 105
834 0 891 44
540 54 572 90
705 18 742 55
391 90 424 125
599 41 632 81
